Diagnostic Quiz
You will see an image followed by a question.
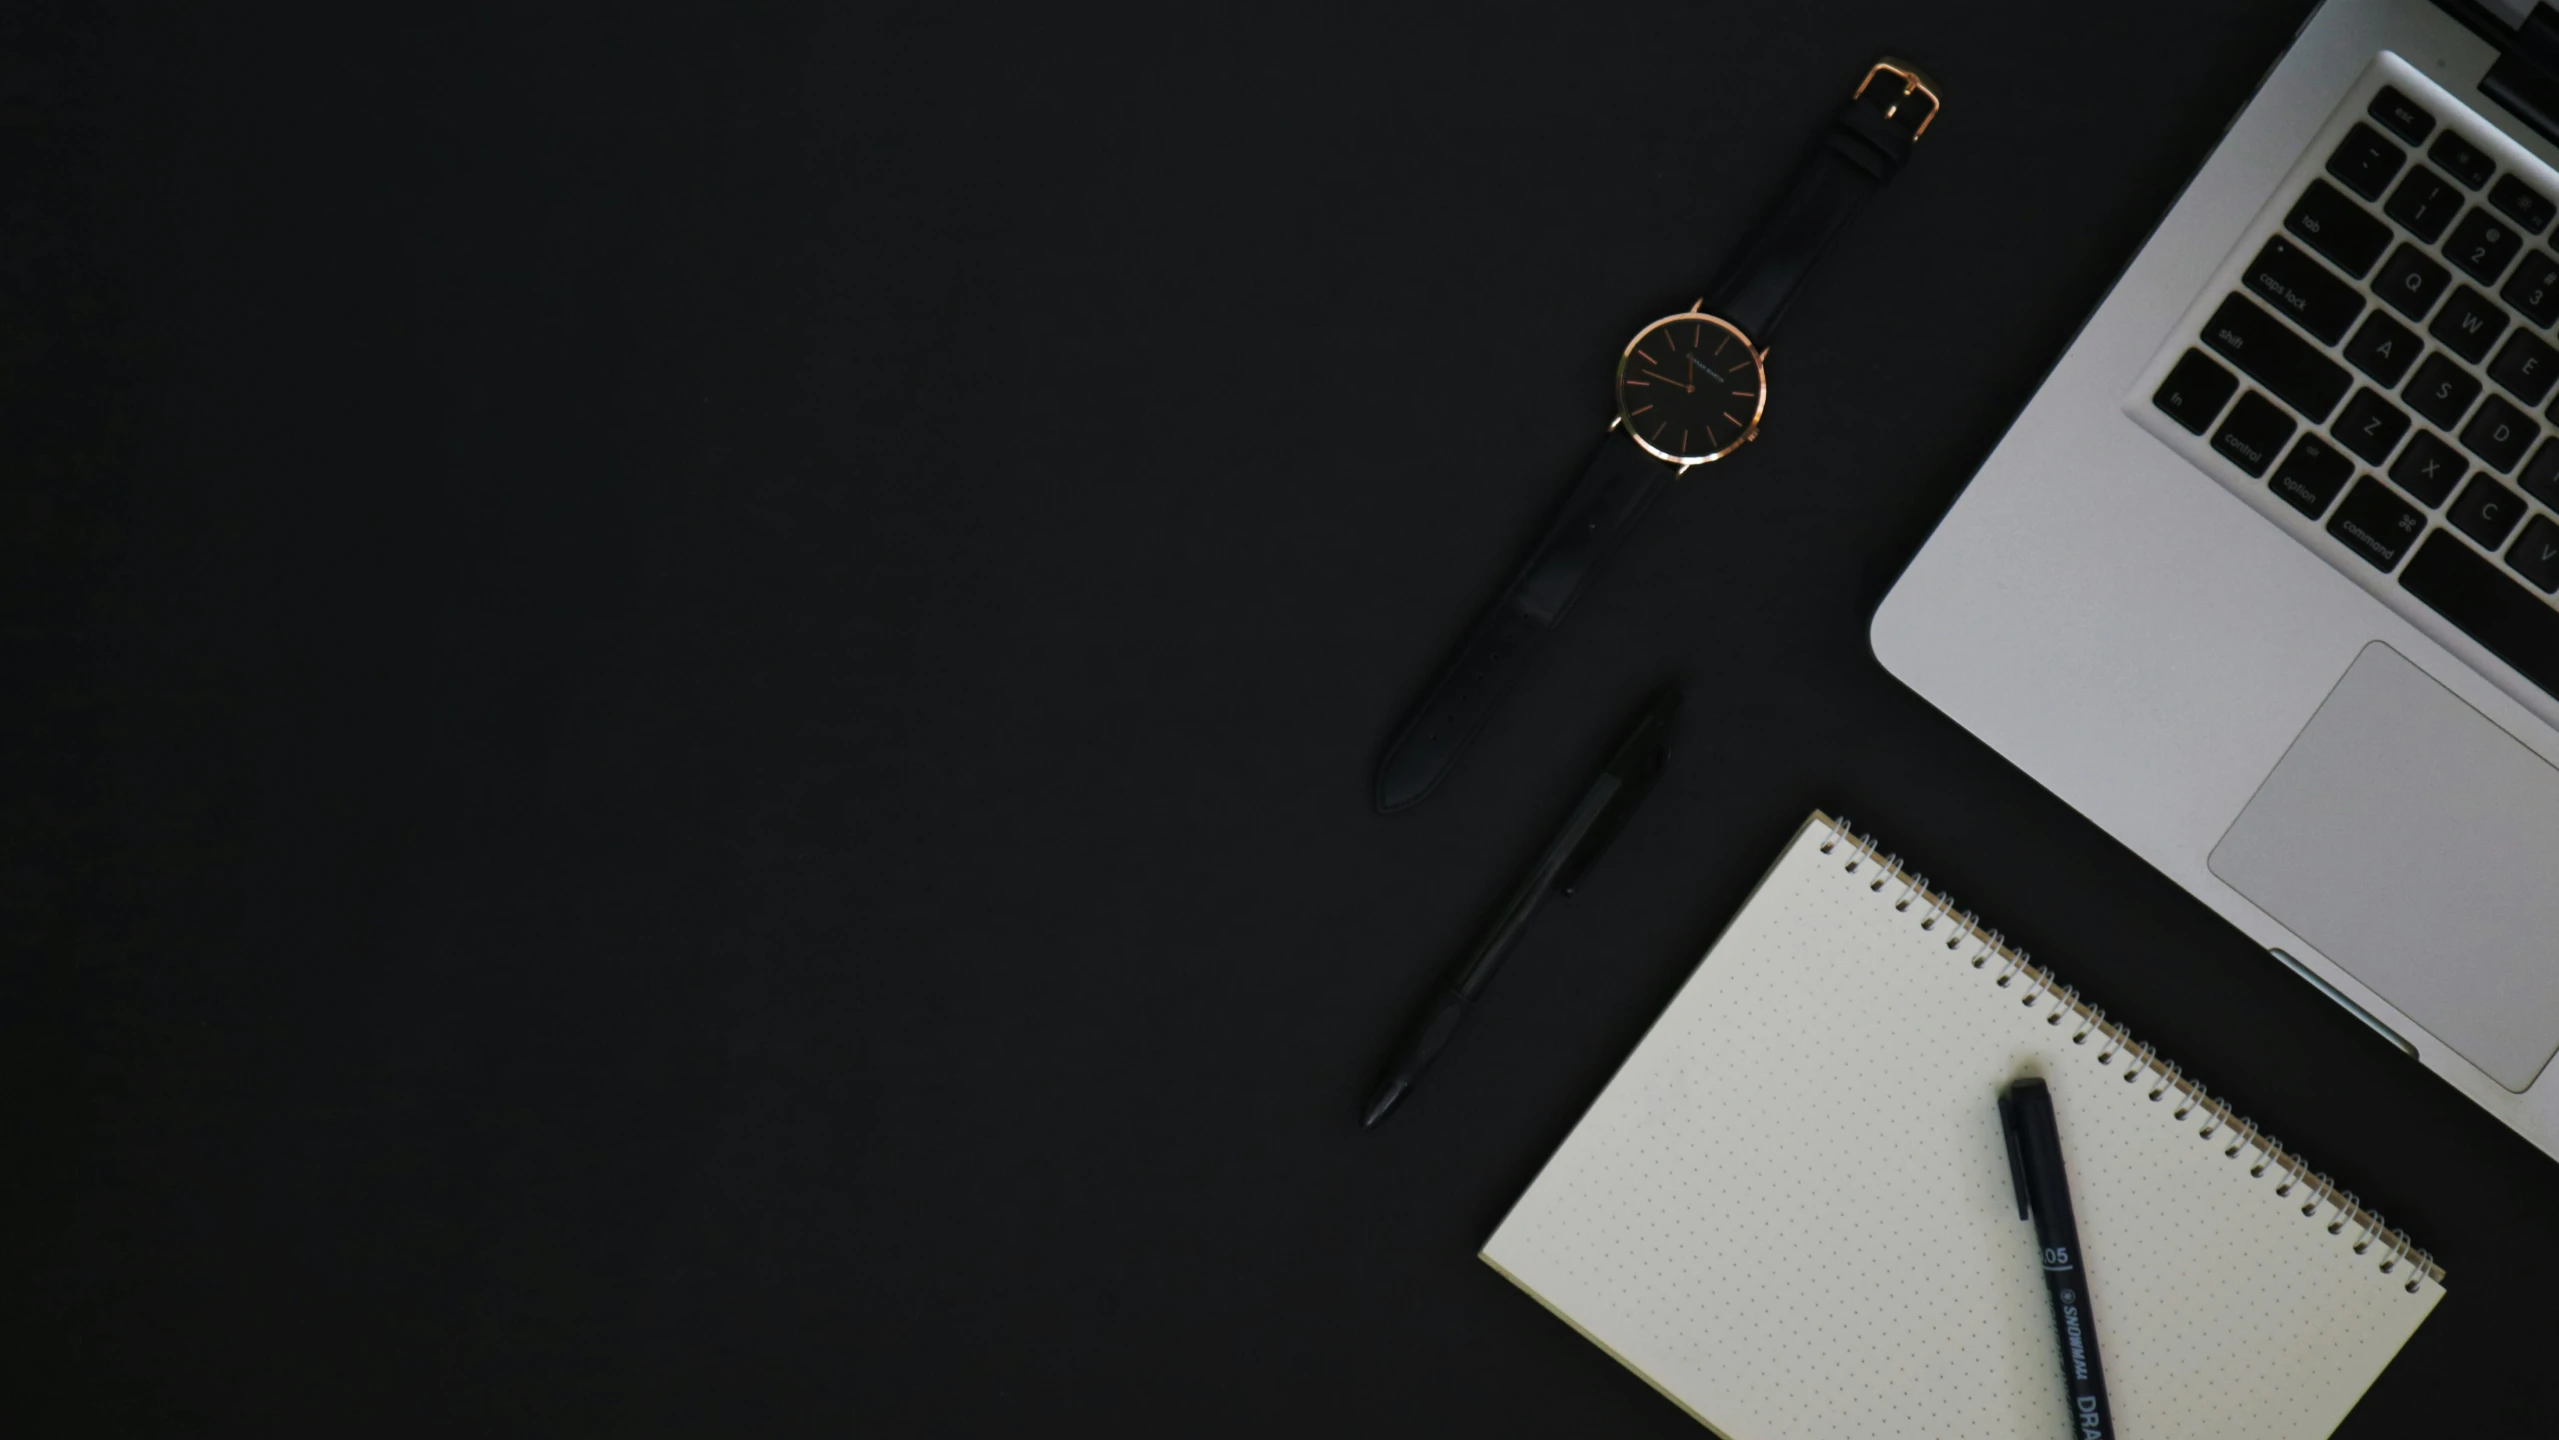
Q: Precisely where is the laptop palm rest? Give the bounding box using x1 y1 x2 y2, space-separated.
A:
2210 643 2559 1093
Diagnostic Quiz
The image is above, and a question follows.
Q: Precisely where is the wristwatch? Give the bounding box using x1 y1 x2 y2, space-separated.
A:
1372 58 1939 813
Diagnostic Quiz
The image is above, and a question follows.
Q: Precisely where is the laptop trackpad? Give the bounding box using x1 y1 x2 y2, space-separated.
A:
2211 643 2559 1092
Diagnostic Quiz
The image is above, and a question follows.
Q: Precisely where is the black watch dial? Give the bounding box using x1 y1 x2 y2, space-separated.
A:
1613 312 1766 465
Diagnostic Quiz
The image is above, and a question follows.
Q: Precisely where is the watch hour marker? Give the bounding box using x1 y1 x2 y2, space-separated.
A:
1664 329 1676 350
1623 378 1648 387
1732 389 1755 397
1722 411 1742 427
1728 362 1751 375
1681 429 1690 452
1629 403 1653 415
1713 333 1729 355
1636 349 1655 365
1651 420 1666 442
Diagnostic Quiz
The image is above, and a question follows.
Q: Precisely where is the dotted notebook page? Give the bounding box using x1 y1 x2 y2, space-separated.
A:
1481 815 2442 1440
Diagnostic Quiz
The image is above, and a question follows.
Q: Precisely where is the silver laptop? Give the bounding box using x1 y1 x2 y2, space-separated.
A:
1876 0 2559 1160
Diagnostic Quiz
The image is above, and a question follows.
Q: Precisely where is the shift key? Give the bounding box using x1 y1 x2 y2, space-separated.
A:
2201 292 2352 423
2241 236 2365 343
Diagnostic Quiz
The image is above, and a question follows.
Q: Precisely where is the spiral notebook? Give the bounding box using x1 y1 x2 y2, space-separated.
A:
1482 811 2443 1440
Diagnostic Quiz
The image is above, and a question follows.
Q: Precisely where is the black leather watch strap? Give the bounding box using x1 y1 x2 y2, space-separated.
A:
1371 61 1935 814
1372 438 1670 813
1706 68 1931 344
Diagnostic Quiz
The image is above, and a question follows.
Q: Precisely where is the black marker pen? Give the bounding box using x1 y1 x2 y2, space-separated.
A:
1999 1079 2114 1440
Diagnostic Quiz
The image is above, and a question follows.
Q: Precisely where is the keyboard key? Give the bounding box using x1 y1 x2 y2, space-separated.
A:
2269 433 2354 517
2459 393 2537 471
2327 475 2429 569
2200 294 2352 422
2489 330 2559 404
2402 530 2559 700
2392 429 2466 506
2429 130 2494 189
2213 391 2295 477
2286 179 2393 278
2242 235 2365 343
2384 166 2464 242
2369 85 2435 145
2450 474 2529 548
2522 437 2559 507
2502 250 2559 326
2335 386 2411 463
2491 174 2556 234
2328 122 2407 201
2445 207 2524 284
2511 514 2559 592
2428 284 2510 361
2375 243 2451 319
2343 310 2422 385
2405 352 2482 428
2152 348 2239 434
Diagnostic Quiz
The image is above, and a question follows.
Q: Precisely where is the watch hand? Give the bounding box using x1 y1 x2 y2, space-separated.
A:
1641 369 1691 392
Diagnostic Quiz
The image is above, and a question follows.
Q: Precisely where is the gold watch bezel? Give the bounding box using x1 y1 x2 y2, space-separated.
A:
1612 310 1766 468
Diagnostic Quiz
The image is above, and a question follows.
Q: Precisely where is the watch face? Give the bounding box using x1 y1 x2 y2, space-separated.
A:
1613 313 1765 465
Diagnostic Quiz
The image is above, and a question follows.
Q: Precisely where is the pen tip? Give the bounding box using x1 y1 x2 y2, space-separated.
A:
1361 1080 1409 1129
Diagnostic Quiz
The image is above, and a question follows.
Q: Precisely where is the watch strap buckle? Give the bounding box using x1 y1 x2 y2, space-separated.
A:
1853 58 1940 140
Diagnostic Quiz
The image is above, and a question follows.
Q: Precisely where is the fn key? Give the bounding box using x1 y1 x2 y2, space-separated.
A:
2154 349 2239 434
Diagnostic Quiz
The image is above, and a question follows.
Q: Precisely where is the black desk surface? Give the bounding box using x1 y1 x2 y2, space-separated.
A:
18 2 2558 1433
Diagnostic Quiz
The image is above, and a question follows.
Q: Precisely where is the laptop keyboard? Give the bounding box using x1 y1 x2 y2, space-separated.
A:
2137 67 2559 706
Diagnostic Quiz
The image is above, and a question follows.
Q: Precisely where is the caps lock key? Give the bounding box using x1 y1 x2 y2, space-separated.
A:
2242 236 2366 344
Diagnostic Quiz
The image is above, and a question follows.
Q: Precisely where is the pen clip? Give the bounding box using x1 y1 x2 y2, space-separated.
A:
1554 745 1664 896
1998 1089 2033 1222
1556 688 1679 898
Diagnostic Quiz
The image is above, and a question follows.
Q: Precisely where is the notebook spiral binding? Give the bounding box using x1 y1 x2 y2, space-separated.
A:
1817 812 2444 1293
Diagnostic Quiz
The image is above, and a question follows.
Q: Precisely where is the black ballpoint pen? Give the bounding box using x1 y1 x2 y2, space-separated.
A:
1360 687 1680 1128
2000 1079 2115 1440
